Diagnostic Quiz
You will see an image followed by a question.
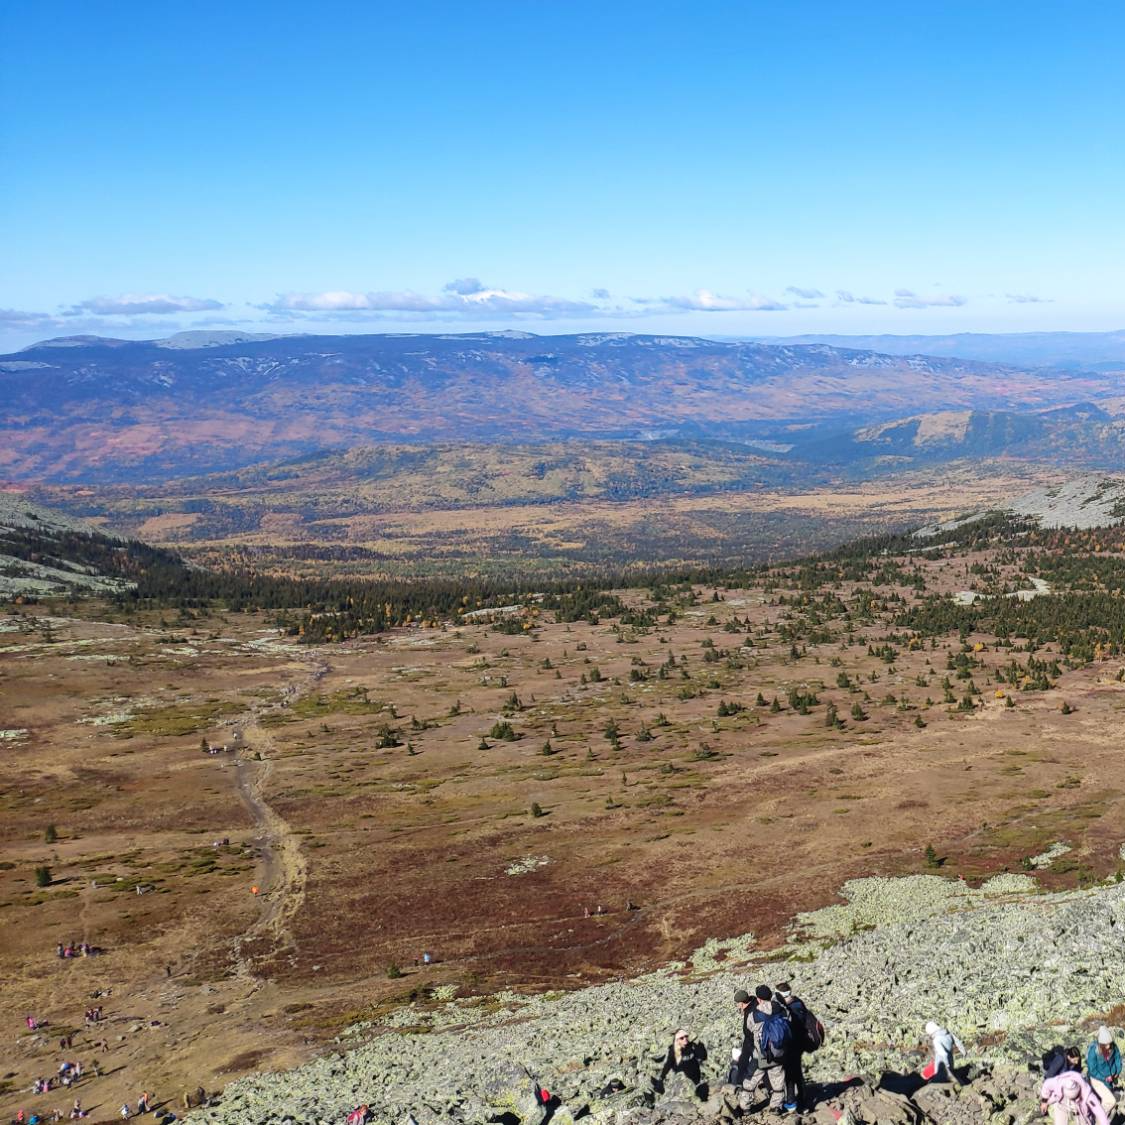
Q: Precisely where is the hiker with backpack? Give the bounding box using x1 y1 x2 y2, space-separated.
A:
746 984 796 1115
775 981 824 1113
923 1020 965 1085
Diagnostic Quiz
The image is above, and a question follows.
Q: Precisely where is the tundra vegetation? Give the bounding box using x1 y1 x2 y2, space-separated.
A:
5 511 1125 1117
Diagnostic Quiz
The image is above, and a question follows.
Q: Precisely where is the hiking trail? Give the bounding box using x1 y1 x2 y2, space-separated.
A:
230 648 328 973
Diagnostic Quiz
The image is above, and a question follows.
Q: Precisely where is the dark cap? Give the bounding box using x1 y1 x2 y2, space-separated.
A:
776 981 792 994
734 989 751 1004
755 984 773 1001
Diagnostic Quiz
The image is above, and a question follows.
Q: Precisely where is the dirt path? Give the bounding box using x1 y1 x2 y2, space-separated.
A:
229 652 327 972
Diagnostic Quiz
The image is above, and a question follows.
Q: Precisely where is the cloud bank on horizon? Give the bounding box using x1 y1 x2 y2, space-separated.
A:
0 280 1060 347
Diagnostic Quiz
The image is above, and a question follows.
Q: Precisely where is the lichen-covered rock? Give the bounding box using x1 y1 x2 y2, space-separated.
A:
198 874 1125 1125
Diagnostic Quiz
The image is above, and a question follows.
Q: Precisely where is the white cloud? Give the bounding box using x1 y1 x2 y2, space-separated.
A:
657 289 787 312
835 290 887 306
442 277 487 296
0 307 59 329
785 286 824 299
1006 293 1051 304
892 289 968 309
64 294 225 316
262 282 599 319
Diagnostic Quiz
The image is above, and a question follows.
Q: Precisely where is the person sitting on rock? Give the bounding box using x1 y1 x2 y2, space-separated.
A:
1086 1027 1121 1117
1040 1072 1111 1125
923 1020 965 1085
655 1029 708 1098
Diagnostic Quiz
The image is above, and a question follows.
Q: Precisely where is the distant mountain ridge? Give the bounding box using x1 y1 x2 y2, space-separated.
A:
756 329 1125 369
2 330 1120 483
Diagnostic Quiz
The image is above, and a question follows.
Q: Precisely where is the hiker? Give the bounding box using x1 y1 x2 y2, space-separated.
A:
732 989 758 1087
655 1029 708 1098
923 1020 965 1085
1086 1027 1121 1115
182 1089 207 1111
1041 1072 1110 1125
775 980 822 1112
136 1091 150 1114
746 984 795 1114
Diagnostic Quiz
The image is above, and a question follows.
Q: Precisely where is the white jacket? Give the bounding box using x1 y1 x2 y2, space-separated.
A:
925 1022 965 1067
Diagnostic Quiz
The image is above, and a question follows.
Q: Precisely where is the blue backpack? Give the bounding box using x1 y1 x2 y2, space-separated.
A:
758 1009 792 1061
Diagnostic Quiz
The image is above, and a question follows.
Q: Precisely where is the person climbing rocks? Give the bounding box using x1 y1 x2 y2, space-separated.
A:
1086 1026 1121 1116
1040 1071 1111 1125
775 980 821 1112
923 1020 965 1085
746 984 795 1114
732 989 758 1087
655 1029 708 1098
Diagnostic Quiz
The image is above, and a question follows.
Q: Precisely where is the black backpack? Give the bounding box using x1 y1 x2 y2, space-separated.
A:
785 997 826 1053
799 1007 826 1052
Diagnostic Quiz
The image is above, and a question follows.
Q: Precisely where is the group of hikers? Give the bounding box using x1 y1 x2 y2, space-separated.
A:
650 981 825 1115
729 982 824 1114
54 943 94 960
1038 1031 1123 1124
648 980 1124 1122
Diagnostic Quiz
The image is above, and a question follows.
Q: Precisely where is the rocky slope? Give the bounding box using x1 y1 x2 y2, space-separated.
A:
2 331 1118 482
916 473 1125 537
792 404 1125 469
0 492 183 597
199 871 1125 1125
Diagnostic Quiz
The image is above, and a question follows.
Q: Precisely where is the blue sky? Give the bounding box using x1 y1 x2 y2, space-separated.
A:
2 1 1124 350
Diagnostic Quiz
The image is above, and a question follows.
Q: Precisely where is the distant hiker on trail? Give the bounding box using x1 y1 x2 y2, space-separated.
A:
1041 1072 1111 1125
654 1029 708 1098
923 1020 965 1085
1086 1027 1121 1115
775 980 823 1113
746 984 795 1114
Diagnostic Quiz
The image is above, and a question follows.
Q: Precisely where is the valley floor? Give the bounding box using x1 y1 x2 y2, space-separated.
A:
3 529 1125 1120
